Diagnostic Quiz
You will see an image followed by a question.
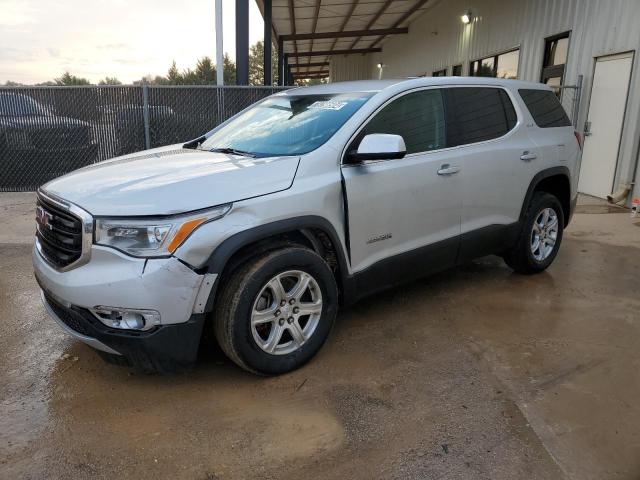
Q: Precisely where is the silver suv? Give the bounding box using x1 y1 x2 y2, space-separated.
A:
33 78 580 374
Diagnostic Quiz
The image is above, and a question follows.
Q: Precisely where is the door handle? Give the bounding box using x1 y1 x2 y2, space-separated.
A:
437 164 461 176
520 152 537 161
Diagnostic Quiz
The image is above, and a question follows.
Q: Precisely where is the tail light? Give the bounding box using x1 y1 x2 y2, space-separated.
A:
574 130 582 150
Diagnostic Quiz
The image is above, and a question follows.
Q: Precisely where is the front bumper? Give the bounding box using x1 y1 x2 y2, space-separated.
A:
41 289 205 372
34 243 214 371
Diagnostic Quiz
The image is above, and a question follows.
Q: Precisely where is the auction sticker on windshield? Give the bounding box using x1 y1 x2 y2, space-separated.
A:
309 100 347 110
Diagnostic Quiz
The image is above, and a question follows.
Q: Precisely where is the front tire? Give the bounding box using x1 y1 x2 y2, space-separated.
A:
503 192 564 274
213 247 338 375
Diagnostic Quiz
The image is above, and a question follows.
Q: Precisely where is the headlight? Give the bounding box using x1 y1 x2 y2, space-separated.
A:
94 204 231 257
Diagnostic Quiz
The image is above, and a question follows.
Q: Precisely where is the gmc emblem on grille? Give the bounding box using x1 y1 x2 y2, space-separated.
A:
36 206 54 231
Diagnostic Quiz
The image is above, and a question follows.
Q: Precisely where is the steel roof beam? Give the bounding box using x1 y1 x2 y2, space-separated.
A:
292 70 329 77
294 48 382 56
345 0 394 51
369 0 431 48
289 61 330 68
280 27 408 41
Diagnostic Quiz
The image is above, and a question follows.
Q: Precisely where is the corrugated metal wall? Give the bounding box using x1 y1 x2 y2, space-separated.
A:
330 55 372 82
330 0 640 202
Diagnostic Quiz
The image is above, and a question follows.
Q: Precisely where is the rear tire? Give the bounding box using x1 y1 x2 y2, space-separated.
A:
503 192 564 274
213 247 338 375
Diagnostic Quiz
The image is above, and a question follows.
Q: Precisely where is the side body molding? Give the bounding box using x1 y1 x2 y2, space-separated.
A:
200 167 574 313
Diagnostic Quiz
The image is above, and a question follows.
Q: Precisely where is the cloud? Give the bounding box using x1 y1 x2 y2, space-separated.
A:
0 47 38 63
0 0 265 84
0 1 38 27
97 43 128 51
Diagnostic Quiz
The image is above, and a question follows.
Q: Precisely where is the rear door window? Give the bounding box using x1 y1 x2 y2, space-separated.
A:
519 89 571 127
443 87 517 147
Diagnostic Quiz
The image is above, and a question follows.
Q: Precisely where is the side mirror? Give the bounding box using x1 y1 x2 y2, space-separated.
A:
350 134 407 162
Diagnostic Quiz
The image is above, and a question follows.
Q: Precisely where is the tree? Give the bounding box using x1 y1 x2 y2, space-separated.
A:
476 63 495 77
295 77 328 86
248 41 278 86
98 77 122 85
223 53 236 85
133 74 170 85
195 57 216 83
3 80 22 86
166 61 181 84
158 56 234 85
54 72 91 85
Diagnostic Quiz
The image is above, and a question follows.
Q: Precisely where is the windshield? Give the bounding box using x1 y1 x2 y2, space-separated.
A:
200 92 373 157
0 93 48 116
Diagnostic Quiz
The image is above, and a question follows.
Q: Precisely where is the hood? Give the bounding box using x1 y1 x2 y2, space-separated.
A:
42 144 300 216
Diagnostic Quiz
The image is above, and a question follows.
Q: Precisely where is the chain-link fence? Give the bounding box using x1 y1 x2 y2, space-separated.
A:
0 85 289 191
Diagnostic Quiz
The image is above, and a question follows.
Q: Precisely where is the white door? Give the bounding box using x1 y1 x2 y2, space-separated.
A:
578 52 634 198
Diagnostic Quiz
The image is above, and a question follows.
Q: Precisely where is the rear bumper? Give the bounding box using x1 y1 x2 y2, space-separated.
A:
40 288 205 372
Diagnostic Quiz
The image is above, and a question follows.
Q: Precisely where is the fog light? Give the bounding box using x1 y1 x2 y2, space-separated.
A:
90 306 161 331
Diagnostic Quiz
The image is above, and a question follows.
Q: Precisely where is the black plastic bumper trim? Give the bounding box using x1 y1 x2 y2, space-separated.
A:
43 290 204 373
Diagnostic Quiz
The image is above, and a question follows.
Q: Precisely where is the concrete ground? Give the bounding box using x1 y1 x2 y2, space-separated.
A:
1 193 638 479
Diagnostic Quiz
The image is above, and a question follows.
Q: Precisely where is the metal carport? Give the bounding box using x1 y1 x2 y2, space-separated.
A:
246 0 431 84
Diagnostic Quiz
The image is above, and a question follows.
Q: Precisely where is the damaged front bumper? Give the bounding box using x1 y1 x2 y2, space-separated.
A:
33 244 215 371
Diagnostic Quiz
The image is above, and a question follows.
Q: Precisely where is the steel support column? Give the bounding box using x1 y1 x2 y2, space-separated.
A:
287 63 294 86
263 0 272 86
235 0 249 85
277 37 284 86
215 0 223 85
282 54 289 85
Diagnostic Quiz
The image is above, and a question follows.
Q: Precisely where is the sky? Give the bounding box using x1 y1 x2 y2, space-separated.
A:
0 0 265 84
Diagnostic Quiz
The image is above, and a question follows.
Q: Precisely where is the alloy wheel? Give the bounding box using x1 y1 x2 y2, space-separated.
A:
530 207 559 262
251 270 323 355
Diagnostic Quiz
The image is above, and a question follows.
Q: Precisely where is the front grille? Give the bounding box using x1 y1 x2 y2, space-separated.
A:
36 195 83 268
44 292 93 337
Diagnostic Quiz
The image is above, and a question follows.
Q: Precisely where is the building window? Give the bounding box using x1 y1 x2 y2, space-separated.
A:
470 49 520 79
432 68 447 77
452 64 462 76
541 31 570 95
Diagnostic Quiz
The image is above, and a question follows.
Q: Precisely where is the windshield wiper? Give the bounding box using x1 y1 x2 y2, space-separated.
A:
208 147 257 158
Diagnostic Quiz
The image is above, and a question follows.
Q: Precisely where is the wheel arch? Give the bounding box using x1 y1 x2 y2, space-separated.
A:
202 216 352 312
520 167 572 228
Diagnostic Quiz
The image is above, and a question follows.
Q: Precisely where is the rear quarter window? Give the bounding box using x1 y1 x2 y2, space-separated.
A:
519 89 571 127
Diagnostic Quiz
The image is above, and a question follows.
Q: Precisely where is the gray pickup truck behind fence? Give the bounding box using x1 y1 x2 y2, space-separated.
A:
0 85 289 191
